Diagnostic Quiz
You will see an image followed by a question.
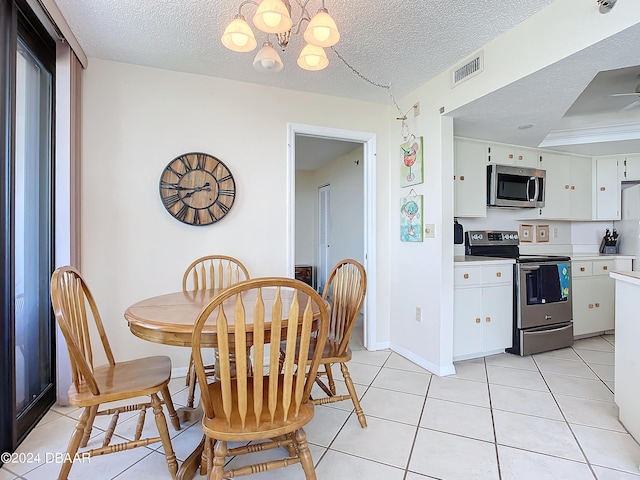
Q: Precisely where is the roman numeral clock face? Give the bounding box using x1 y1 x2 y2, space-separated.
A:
159 152 236 226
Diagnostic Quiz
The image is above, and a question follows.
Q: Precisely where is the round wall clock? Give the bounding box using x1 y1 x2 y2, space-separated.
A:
159 152 236 226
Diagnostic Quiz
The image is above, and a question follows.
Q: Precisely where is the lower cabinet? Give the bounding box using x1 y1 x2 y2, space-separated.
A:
571 257 632 337
454 263 513 360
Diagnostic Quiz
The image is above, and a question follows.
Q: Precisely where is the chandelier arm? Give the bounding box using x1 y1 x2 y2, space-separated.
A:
291 0 314 28
237 0 259 16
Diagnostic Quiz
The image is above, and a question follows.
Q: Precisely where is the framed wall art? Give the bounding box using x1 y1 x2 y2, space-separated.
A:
400 136 423 187
400 194 423 242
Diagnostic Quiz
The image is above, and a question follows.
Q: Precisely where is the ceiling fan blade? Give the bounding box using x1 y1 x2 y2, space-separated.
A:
610 93 640 97
618 100 640 112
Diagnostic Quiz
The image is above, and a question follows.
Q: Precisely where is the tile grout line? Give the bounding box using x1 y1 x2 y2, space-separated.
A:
401 373 433 480
485 356 503 480
531 349 599 479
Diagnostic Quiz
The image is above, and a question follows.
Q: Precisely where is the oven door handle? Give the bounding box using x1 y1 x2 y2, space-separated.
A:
519 265 540 271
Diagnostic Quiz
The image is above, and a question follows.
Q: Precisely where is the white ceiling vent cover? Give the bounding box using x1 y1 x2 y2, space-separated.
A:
451 51 484 88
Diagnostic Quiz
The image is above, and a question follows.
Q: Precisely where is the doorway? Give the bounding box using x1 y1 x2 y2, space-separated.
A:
287 124 377 350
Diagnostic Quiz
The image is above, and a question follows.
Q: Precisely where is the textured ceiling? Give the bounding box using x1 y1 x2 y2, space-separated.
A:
52 0 556 104
52 0 639 157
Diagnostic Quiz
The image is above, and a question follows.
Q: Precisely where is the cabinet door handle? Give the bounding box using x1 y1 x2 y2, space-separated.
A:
475 318 481 324
509 154 514 159
518 155 523 160
496 272 502 277
595 303 600 308
580 267 585 272
600 187 606 191
571 185 575 190
460 175 465 181
603 266 608 270
485 317 491 322
565 185 570 189
589 304 594 309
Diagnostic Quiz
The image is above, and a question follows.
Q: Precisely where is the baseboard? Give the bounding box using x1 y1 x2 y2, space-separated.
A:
389 342 455 377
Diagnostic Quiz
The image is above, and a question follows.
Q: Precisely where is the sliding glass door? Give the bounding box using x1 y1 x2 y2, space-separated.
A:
1 0 56 453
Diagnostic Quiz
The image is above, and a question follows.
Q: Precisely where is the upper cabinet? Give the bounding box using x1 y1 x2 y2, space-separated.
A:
594 157 620 221
486 143 540 169
454 138 487 218
619 155 640 182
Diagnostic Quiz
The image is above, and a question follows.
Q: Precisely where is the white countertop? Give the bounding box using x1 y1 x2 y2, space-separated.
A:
610 270 640 286
570 254 635 261
454 256 515 265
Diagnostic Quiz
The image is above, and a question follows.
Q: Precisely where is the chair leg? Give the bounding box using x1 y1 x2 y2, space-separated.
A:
80 404 98 448
57 407 91 480
210 440 227 480
151 393 178 479
325 363 337 395
185 353 193 386
186 362 197 408
160 385 181 431
340 363 367 428
295 428 317 480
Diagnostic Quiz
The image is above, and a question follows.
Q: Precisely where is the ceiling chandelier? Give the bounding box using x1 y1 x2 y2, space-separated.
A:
221 0 340 72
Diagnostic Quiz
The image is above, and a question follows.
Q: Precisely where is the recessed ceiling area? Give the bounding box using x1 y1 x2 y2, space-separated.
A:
451 23 640 156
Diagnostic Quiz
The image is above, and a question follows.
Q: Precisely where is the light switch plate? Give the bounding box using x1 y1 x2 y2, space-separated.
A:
425 224 436 238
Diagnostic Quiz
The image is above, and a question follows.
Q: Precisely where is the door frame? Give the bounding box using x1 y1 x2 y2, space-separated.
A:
287 123 377 349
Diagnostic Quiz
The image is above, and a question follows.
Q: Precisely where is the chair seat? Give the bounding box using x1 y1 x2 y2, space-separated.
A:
68 355 173 407
202 375 315 442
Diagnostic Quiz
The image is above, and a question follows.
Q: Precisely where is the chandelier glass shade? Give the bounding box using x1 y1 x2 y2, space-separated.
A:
221 0 339 71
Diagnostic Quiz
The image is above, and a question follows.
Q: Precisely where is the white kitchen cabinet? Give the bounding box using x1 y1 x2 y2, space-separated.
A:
594 156 620 220
454 138 486 217
620 155 640 181
453 263 513 360
571 257 632 337
486 142 539 168
537 152 592 220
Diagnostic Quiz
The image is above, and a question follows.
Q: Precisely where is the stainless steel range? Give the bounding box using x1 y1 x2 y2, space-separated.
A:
465 230 573 356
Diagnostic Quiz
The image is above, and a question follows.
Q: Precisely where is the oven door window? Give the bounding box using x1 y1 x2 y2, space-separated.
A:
525 265 568 305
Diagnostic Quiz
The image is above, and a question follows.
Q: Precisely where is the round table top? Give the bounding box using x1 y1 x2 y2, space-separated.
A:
124 287 322 347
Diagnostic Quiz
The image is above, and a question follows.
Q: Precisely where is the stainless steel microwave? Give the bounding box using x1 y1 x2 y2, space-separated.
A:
487 164 545 208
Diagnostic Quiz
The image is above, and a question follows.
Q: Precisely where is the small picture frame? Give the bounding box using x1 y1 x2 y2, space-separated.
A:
536 224 550 243
519 224 533 243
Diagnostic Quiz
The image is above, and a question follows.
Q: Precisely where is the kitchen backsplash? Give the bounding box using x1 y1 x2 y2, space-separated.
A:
456 208 613 255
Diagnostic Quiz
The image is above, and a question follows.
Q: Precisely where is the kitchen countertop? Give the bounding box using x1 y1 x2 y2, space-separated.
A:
454 256 515 265
570 254 635 261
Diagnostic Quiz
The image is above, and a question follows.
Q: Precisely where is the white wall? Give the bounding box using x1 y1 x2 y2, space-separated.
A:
294 170 315 266
81 60 390 370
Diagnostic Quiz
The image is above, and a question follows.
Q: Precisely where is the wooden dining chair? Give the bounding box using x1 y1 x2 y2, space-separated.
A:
299 259 368 428
182 255 250 408
191 277 329 480
50 266 180 480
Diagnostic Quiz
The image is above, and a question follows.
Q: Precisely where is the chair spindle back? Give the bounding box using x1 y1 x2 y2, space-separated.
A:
322 259 367 355
192 278 328 429
50 266 115 395
182 255 250 292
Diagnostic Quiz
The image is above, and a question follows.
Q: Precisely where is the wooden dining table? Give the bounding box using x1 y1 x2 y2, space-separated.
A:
124 286 324 480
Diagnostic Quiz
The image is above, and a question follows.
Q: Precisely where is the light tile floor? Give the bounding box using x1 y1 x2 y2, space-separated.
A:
2 332 640 479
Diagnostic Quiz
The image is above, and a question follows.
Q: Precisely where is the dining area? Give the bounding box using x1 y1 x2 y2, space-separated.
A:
46 256 368 480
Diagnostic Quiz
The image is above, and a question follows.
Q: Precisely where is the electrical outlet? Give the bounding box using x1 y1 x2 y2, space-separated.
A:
413 102 421 117
415 307 422 322
425 224 436 238
553 228 558 238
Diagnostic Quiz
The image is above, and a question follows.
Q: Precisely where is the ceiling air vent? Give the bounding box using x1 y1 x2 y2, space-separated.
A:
451 51 484 88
